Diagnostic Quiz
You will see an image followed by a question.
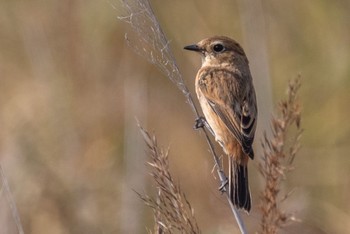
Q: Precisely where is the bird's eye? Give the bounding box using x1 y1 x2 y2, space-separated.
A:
213 43 225 52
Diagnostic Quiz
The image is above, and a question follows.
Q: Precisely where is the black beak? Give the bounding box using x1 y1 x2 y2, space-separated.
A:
184 44 201 52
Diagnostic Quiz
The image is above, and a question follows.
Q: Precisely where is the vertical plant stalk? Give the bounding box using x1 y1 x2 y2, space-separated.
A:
0 164 25 234
117 0 247 233
259 76 302 234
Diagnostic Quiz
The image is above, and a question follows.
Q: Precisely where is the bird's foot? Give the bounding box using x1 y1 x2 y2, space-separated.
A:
218 177 228 193
194 116 206 129
194 116 216 137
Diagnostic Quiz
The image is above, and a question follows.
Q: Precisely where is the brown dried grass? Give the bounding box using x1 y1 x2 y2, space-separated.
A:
137 125 201 234
258 76 302 234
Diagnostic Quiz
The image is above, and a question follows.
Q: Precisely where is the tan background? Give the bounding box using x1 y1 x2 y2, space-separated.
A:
0 0 349 233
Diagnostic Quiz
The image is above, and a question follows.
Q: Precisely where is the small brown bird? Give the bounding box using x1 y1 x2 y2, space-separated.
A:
184 36 257 212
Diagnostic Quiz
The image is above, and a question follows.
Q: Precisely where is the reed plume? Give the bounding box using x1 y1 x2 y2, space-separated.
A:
259 76 302 234
137 125 201 234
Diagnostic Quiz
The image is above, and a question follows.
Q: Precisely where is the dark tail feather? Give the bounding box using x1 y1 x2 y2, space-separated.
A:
229 158 251 212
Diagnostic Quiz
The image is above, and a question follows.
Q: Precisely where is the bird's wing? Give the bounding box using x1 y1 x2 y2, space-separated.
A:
198 69 257 158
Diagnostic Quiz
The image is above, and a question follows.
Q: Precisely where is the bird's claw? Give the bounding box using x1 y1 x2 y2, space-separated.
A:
194 116 206 129
218 178 228 193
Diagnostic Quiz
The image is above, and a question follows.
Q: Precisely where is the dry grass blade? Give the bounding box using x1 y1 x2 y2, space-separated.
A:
137 124 201 234
258 76 302 234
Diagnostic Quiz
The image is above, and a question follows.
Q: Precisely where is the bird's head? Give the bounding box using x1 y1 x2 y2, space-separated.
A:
184 36 248 67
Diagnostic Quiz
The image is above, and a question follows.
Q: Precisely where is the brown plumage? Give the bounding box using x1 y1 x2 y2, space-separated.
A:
184 36 257 212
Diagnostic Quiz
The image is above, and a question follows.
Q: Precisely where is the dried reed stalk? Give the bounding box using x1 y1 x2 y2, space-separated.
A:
138 125 200 234
259 76 302 234
0 164 25 234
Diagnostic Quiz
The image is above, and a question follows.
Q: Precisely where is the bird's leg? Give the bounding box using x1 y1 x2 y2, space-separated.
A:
194 116 215 136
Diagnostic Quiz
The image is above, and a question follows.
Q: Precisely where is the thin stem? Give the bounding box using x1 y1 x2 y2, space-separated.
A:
0 164 25 234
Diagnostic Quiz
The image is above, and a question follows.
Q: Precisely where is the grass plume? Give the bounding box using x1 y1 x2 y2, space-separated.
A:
116 0 193 106
137 125 200 233
258 76 302 234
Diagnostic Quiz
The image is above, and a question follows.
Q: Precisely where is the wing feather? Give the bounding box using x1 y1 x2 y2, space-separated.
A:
199 69 257 158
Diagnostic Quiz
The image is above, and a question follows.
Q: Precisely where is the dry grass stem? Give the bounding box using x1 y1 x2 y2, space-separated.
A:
259 76 302 234
0 164 25 234
138 125 200 234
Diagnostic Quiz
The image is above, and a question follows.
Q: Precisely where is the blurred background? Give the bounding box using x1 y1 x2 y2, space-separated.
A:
0 0 349 233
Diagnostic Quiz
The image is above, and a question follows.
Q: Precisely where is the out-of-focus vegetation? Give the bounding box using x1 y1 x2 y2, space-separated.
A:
0 0 349 233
